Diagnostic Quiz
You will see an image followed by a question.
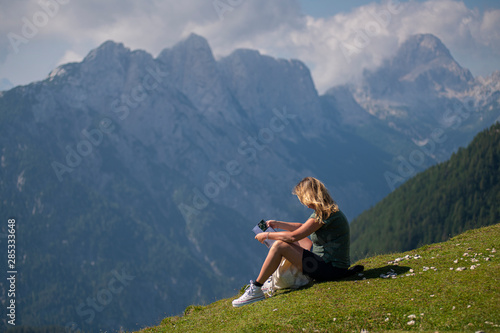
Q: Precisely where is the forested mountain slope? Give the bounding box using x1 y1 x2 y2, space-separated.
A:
350 123 500 260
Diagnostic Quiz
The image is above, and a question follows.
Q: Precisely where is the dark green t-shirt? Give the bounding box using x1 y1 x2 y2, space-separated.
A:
309 210 350 269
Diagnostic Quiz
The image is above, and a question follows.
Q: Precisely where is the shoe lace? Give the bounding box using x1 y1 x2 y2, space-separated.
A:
241 281 256 295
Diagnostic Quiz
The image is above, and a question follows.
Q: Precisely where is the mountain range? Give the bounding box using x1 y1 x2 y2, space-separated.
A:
0 33 498 331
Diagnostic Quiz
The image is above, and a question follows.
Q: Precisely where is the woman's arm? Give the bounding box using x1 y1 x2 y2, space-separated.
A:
267 220 304 231
257 218 322 244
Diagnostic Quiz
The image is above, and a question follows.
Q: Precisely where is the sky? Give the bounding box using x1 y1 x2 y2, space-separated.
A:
1 0 499 93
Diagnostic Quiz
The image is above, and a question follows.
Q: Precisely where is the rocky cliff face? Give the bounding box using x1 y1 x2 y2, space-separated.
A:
324 34 499 172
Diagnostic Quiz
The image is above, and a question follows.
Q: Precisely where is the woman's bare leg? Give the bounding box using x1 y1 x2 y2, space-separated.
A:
255 241 304 284
297 237 312 251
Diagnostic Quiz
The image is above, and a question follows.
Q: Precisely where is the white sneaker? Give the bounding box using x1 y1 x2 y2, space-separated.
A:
232 281 265 307
261 277 274 297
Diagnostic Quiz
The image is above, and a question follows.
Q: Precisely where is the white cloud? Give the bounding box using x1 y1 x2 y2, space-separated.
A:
56 49 84 66
0 0 499 92
479 9 500 50
224 0 500 92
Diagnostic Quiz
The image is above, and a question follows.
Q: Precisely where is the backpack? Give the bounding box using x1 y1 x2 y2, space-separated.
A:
262 258 312 296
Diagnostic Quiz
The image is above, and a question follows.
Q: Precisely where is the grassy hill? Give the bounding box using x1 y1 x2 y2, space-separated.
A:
350 122 500 261
138 223 500 332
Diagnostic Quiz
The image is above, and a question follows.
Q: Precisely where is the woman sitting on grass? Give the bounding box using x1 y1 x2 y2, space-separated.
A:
232 176 363 307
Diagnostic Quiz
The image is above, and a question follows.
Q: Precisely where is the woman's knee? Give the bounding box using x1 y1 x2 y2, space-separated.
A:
270 240 288 251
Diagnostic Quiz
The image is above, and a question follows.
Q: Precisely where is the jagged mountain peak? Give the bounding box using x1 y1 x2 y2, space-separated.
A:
44 39 156 101
157 33 213 62
325 33 496 145
360 33 474 100
393 33 473 85
224 48 308 70
83 40 131 63
225 48 263 63
393 33 453 68
183 32 211 48
78 40 154 72
155 33 231 116
45 40 134 82
218 46 321 127
156 33 218 78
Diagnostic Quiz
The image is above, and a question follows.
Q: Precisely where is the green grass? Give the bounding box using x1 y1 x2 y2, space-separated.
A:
138 224 500 332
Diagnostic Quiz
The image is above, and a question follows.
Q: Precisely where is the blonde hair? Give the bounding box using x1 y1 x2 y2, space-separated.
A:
292 177 339 223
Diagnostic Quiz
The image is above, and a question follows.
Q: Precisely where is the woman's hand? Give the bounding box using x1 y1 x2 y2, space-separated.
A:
266 220 278 229
255 232 267 244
